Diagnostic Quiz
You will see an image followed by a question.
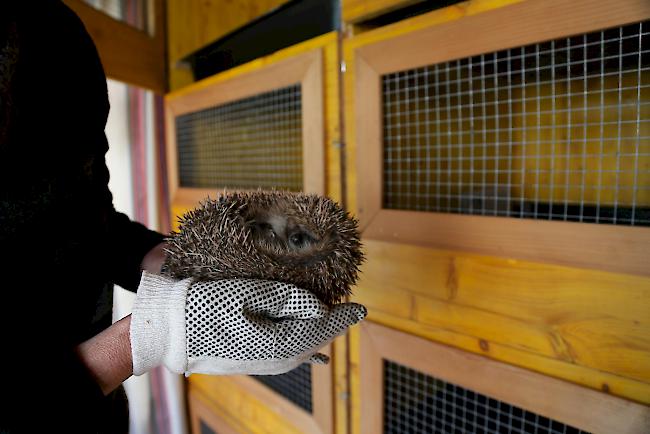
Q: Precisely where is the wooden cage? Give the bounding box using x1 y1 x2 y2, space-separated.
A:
165 31 343 434
162 0 650 433
344 0 650 432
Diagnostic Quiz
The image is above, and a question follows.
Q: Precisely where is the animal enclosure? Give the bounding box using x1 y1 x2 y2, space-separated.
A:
163 0 650 433
346 0 650 433
166 32 341 434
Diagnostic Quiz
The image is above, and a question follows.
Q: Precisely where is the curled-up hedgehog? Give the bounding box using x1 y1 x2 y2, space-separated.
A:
162 190 364 305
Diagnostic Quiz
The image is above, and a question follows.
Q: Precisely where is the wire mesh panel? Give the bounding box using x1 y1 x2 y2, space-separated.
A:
252 363 313 413
176 84 303 191
382 21 649 225
383 360 590 434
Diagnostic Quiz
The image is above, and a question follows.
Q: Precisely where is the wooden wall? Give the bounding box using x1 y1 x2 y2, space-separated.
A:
63 0 166 92
164 0 650 432
166 0 291 91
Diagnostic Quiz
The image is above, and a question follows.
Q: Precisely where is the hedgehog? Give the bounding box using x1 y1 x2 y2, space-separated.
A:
161 190 364 306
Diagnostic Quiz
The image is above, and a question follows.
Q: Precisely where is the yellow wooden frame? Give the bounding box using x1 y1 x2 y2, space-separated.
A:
342 0 424 23
165 48 325 209
344 0 650 413
63 0 166 92
188 361 335 434
229 352 334 434
189 385 247 434
169 32 343 434
359 321 650 434
351 0 650 277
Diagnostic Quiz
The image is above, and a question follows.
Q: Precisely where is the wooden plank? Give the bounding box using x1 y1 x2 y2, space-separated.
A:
342 0 424 23
63 0 165 92
332 334 350 434
355 239 650 383
362 210 650 277
165 104 180 203
166 0 291 91
187 346 337 434
348 326 362 434
190 375 305 434
312 346 334 434
188 386 249 434
323 37 343 205
357 0 650 75
347 0 525 46
302 50 326 195
229 376 322 434
357 323 383 434
359 322 650 434
353 54 383 230
166 50 317 116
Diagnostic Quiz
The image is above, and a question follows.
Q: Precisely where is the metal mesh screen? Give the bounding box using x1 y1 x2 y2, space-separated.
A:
252 363 313 413
383 21 650 225
176 84 303 191
384 360 590 434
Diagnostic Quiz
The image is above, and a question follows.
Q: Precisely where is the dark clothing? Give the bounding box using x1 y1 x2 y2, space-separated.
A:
0 1 164 432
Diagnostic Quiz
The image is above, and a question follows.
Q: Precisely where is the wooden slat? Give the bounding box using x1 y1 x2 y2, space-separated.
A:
188 386 248 434
166 51 317 116
322 36 343 205
356 0 650 75
357 323 383 434
166 0 291 90
342 0 424 23
311 346 334 434
358 322 650 434
229 376 322 434
302 50 326 195
352 239 650 402
354 54 382 230
332 332 350 434
63 0 165 92
362 210 650 277
190 375 305 434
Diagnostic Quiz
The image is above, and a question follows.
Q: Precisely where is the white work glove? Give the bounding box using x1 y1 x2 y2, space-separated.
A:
130 271 367 376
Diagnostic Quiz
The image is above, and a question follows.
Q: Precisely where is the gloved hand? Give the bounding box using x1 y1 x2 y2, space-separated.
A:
130 271 367 376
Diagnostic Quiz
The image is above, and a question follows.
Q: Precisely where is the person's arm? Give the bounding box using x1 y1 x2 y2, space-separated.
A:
140 241 168 274
103 209 167 289
74 315 133 396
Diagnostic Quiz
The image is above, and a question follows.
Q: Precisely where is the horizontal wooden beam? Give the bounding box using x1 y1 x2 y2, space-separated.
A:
342 0 425 23
63 0 165 93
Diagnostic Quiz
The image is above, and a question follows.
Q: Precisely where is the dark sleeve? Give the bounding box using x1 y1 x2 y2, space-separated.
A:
1 329 108 430
105 209 167 291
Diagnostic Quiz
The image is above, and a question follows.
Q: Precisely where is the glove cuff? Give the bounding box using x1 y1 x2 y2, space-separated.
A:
131 271 191 376
187 356 308 376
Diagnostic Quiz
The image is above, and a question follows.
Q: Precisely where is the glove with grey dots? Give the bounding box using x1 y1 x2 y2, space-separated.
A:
130 271 367 376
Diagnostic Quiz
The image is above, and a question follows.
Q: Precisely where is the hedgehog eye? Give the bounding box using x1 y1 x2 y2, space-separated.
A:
288 231 315 249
